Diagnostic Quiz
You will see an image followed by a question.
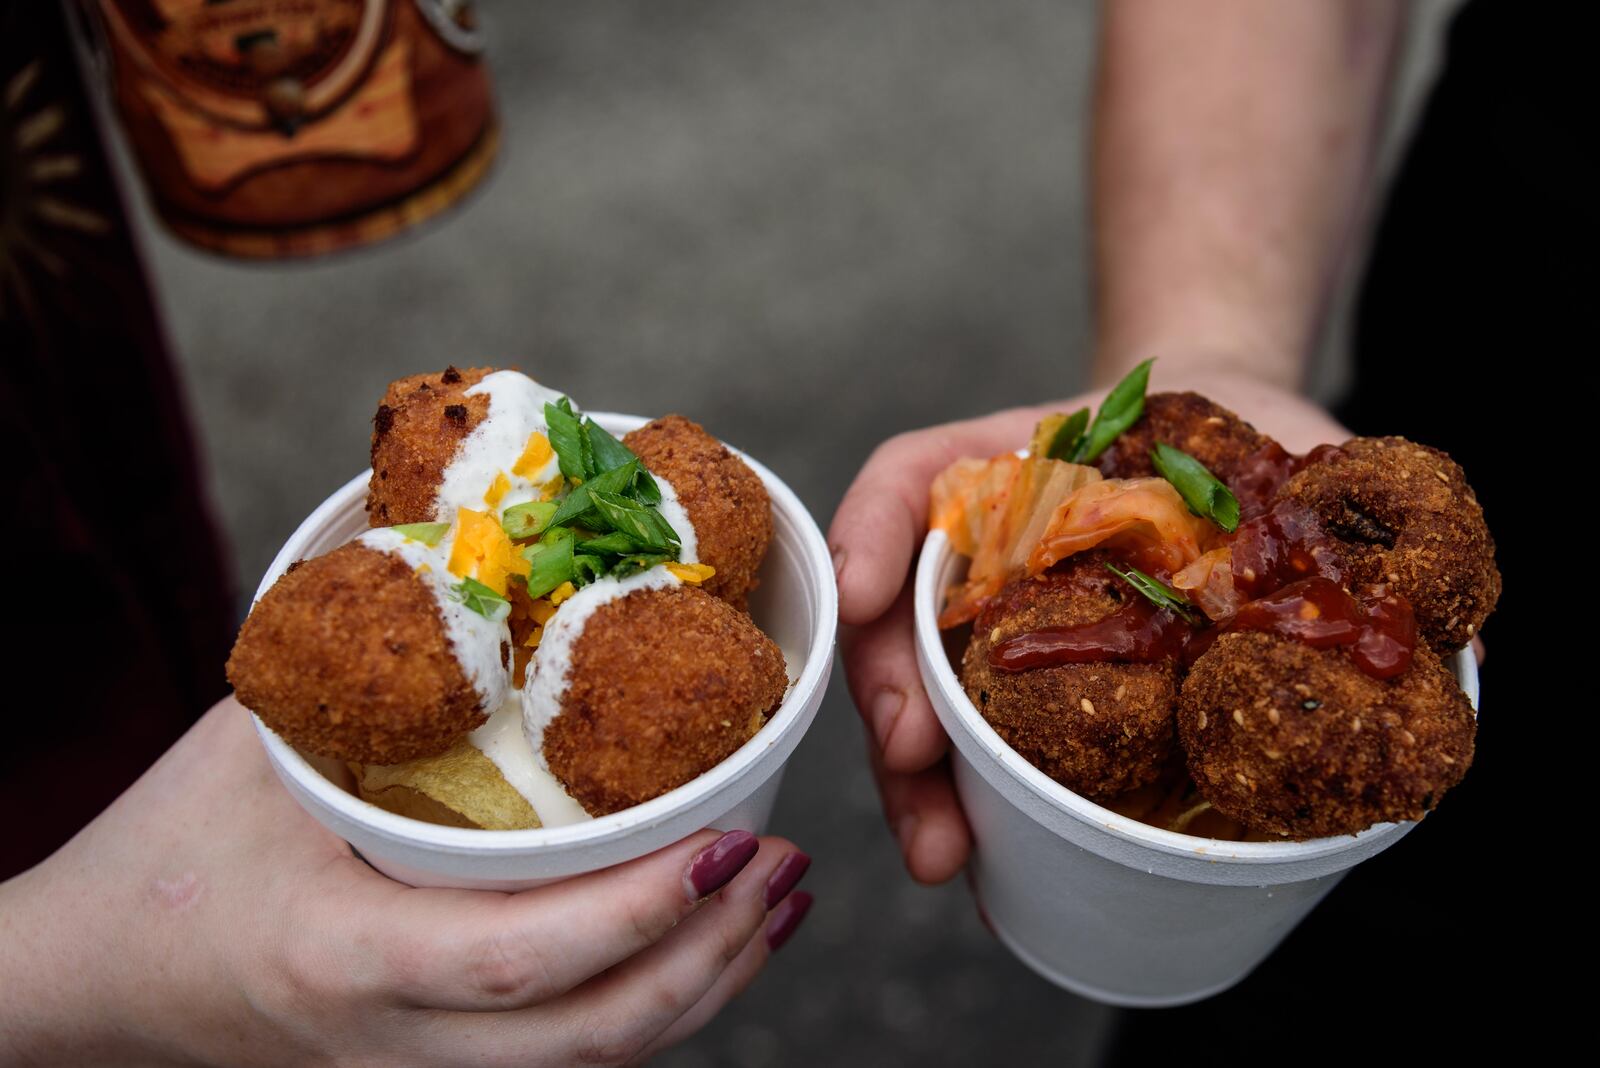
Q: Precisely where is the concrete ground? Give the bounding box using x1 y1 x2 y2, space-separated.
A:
126 3 1453 1063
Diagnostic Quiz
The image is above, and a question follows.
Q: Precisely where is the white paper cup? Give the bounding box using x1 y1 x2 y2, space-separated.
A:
913 529 1478 1007
249 413 836 891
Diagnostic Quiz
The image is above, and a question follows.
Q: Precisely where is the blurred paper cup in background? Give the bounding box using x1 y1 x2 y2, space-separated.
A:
914 528 1478 1007
250 414 835 891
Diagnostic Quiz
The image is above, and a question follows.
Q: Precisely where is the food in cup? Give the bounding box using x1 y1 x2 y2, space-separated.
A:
958 552 1179 801
928 360 1497 839
228 367 790 829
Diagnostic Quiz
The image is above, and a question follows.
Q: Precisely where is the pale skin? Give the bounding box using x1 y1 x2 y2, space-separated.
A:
0 698 809 1066
833 0 1406 883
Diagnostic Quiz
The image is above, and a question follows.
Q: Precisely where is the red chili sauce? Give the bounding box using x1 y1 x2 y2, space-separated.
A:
988 443 1417 680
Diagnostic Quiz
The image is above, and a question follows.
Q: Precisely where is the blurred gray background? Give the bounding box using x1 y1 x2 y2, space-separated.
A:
119 2 1455 1064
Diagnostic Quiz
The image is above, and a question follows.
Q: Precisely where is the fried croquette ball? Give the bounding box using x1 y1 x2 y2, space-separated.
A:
959 556 1178 802
542 584 789 816
624 415 773 610
367 365 495 526
1277 436 1500 651
1178 632 1475 839
227 543 489 764
1095 392 1269 486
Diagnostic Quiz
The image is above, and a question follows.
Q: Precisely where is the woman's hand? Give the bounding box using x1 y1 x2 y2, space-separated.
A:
0 697 812 1067
829 367 1352 884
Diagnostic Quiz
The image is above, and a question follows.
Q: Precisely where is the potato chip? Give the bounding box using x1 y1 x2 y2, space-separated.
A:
355 741 541 830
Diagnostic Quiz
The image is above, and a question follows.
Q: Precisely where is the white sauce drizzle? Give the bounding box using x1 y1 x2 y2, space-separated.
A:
356 527 510 715
521 568 684 774
432 370 567 523
654 473 698 564
361 369 706 825
469 699 591 827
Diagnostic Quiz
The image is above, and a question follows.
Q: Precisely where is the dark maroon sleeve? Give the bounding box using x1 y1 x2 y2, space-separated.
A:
1 0 236 879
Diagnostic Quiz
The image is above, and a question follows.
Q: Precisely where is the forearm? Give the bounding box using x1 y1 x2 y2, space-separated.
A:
1091 0 1404 390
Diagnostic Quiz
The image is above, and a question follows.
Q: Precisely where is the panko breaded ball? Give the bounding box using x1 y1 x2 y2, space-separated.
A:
542 584 788 816
624 415 773 611
227 543 489 764
1179 632 1475 839
960 556 1179 802
1276 436 1500 651
1095 392 1269 486
367 365 495 526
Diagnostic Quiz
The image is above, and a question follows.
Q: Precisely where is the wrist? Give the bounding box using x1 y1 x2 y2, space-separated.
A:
0 851 178 1065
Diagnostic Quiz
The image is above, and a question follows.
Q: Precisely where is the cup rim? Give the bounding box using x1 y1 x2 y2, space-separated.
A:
250 412 838 855
914 527 1479 865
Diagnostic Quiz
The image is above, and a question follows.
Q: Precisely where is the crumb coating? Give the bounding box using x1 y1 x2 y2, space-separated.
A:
1179 631 1475 839
367 365 495 526
227 543 488 764
624 415 773 611
960 554 1178 801
542 585 789 816
1277 435 1500 651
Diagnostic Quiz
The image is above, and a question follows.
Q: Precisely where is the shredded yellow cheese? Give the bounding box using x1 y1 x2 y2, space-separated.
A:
539 477 564 502
483 471 511 509
522 624 544 648
512 431 554 478
666 562 717 584
447 507 532 594
550 581 577 605
528 598 558 625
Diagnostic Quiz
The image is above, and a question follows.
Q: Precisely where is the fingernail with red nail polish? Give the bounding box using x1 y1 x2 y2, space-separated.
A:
871 688 904 750
684 830 759 901
764 851 812 910
766 891 813 952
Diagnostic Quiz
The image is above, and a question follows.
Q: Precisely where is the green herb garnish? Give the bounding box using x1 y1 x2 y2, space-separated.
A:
578 531 645 556
522 528 576 598
390 522 450 547
589 491 681 553
572 554 606 586
500 501 558 541
544 399 593 482
1072 357 1154 463
1104 562 1200 624
449 576 511 622
1150 442 1240 532
548 460 640 530
612 553 676 578
1046 408 1091 461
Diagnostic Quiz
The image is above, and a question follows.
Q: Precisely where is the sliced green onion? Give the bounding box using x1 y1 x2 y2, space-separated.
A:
1150 442 1240 532
1046 408 1090 461
611 553 675 578
549 461 638 530
449 576 511 622
500 501 557 541
1104 562 1200 624
390 522 450 547
579 531 644 556
522 528 576 599
544 399 593 482
589 491 680 553
572 554 606 586
1072 357 1155 464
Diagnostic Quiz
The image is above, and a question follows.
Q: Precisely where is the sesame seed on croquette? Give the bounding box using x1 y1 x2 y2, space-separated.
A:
1276 436 1501 652
1095 392 1269 487
541 584 789 817
227 542 490 765
960 554 1179 802
1178 631 1475 839
624 415 773 611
